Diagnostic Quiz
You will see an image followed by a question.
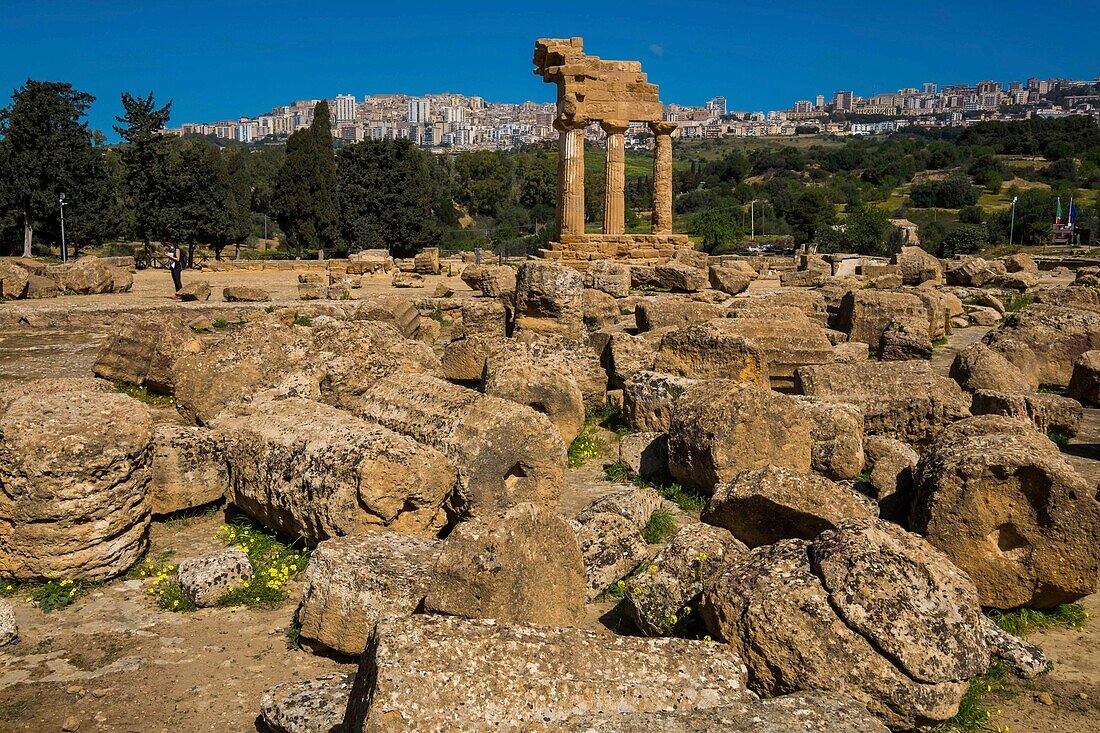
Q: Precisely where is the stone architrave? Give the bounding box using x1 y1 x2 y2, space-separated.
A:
556 120 586 237
650 121 677 235
601 120 629 235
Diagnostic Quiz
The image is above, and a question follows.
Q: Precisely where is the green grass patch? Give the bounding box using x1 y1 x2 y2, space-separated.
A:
602 578 629 601
934 660 1012 733
286 607 303 650
602 461 707 512
641 509 678 544
987 603 1087 637
1047 430 1071 447
293 314 312 327
568 423 602 468
932 337 950 347
214 520 310 608
1002 295 1033 313
117 383 175 407
1037 385 1066 396
589 401 632 436
211 318 230 329
0 578 99 612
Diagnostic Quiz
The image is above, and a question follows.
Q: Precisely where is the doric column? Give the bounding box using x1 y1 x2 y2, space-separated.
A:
649 120 677 234
600 120 629 235
555 119 586 238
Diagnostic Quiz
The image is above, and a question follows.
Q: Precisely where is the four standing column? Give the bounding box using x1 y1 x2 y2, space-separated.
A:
649 120 677 235
555 119 586 238
600 120 629 235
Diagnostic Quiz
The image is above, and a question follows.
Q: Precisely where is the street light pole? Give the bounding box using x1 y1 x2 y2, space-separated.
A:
751 200 755 240
58 192 68 263
1009 196 1018 246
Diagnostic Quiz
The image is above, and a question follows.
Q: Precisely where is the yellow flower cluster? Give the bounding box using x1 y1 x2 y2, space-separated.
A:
264 563 298 591
147 565 176 597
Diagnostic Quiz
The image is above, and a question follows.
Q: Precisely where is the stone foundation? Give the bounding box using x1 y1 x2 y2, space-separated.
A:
539 234 694 268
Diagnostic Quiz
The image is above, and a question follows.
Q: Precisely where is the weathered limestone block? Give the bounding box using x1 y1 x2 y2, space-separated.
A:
606 331 658 387
260 673 354 733
911 415 1100 609
560 692 888 732
0 600 16 647
59 256 117 294
707 265 751 295
653 321 769 384
836 290 930 355
514 261 584 340
700 521 986 730
623 371 699 433
729 290 828 325
946 257 996 287
298 533 439 656
584 259 631 298
983 305 1100 387
880 319 933 361
25 273 61 298
618 432 668 480
653 261 707 292
635 297 722 332
178 280 211 301
969 389 1082 437
476 265 518 301
623 522 746 636
570 511 650 599
949 342 1036 393
354 296 421 338
1067 349 1100 405
457 299 508 339
0 261 29 299
177 548 252 607
861 436 919 523
149 425 228 515
794 397 865 481
391 271 425 288
93 314 195 394
483 356 585 443
795 361 972 444
668 381 812 491
582 288 619 331
895 245 943 285
0 378 153 580
223 285 270 302
703 466 875 548
718 314 835 381
489 335 607 408
440 334 507 382
344 615 749 732
215 398 458 543
980 616 1047 680
425 503 586 625
1003 253 1038 273
347 372 566 516
413 247 440 275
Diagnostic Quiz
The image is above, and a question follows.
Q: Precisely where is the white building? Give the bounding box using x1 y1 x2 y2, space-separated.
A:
333 94 358 123
408 98 431 124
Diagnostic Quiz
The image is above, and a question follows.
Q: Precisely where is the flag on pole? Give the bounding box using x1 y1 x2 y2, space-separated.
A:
1069 198 1077 225
1056 197 1063 225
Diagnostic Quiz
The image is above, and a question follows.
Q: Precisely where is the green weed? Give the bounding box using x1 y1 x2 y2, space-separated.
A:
987 603 1087 637
286 607 303 650
211 318 229 329
1037 385 1066 396
1003 295 1033 313
642 510 678 544
588 400 632 436
214 521 310 608
933 337 950 347
293 314 312 327
0 578 99 612
568 423 602 468
934 661 1011 733
116 383 175 406
602 462 707 512
1047 430 1071 446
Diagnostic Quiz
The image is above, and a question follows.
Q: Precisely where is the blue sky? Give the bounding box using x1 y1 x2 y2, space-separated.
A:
1 0 1097 138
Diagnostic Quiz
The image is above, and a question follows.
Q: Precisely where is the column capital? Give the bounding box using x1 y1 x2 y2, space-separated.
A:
599 119 630 135
648 120 677 136
553 117 588 132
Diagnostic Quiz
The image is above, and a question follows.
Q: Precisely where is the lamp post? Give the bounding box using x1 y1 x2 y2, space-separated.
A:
58 192 68 263
1009 196 1018 246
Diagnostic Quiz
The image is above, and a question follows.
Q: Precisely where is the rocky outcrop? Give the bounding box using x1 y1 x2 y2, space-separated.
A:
344 615 749 732
622 371 699 433
513 261 584 340
949 342 1036 393
795 397 865 481
795 360 972 444
298 533 439 657
703 466 875 548
347 372 566 517
668 381 812 491
215 398 458 542
969 389 1082 437
1067 350 1100 406
653 321 769 384
700 520 987 730
861 436 919 523
424 503 585 625
0 378 153 580
983 304 1100 387
836 290 931 357
260 673 354 733
911 415 1100 609
93 314 196 394
895 246 943 285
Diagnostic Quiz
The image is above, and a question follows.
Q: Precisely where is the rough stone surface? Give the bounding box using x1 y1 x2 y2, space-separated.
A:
623 522 746 636
348 372 565 517
668 380 812 491
0 600 16 647
983 304 1100 387
215 398 458 542
700 522 985 730
949 342 1036 393
177 280 211 301
980 616 1048 680
570 511 650 599
707 265 751 296
653 321 769 384
0 261 30 299
703 466 875 548
880 319 933 361
837 290 931 355
0 378 152 581
424 503 586 626
1066 349 1100 406
912 415 1100 608
149 425 228 516
93 313 195 394
583 260 632 298
795 360 972 444
483 353 585 443
59 256 118 294
344 615 749 732
618 432 668 481
457 299 508 339
223 285 270 302
969 389 1082 437
298 533 439 657
622 371 699 433
795 397 865 481
653 261 707 292
260 673 353 733
896 245 943 285
476 265 518 300
559 692 888 732
720 312 836 380
862 436 919 523
514 261 584 339
576 487 663 530
177 548 253 607
635 297 722 333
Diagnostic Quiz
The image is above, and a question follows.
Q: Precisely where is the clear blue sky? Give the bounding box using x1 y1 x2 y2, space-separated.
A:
2 0 1097 139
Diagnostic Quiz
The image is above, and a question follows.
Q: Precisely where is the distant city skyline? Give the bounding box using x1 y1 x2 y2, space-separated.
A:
2 1 1099 139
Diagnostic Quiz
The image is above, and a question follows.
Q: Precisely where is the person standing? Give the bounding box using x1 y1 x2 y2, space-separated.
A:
166 241 183 298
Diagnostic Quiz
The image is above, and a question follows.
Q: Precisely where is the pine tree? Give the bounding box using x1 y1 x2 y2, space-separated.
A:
114 92 173 257
273 101 338 258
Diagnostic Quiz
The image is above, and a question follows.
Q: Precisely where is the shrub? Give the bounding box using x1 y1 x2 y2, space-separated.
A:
214 521 310 608
641 510 677 544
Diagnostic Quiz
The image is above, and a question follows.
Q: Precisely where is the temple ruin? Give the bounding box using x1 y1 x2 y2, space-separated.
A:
533 37 693 267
